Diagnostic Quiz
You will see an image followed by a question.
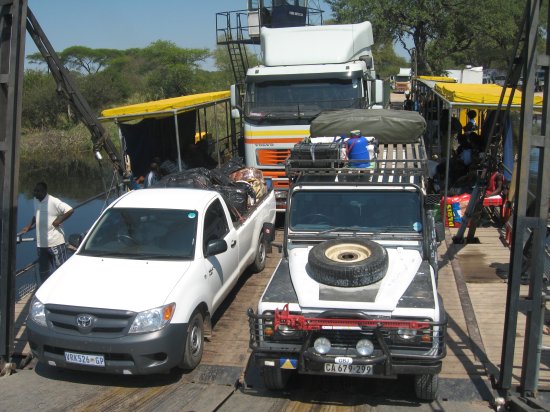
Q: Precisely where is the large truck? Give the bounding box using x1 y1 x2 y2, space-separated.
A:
230 21 386 211
393 68 412 93
247 109 447 400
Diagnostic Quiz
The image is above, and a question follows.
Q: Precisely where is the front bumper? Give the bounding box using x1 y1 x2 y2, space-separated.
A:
27 319 188 375
248 308 446 378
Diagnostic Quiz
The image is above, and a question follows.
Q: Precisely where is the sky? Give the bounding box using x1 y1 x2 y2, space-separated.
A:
25 0 333 69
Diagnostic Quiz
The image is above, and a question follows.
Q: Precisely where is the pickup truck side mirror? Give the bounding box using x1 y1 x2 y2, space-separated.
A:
68 233 84 250
205 239 228 257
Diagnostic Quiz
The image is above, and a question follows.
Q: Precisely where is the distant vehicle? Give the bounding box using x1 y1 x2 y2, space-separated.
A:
393 67 412 93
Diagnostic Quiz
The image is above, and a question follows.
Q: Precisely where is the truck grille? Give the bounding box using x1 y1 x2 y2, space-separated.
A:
46 304 135 338
257 149 291 166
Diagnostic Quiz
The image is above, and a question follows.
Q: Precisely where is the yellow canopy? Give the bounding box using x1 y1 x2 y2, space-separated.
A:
100 90 231 122
417 75 457 83
433 83 543 107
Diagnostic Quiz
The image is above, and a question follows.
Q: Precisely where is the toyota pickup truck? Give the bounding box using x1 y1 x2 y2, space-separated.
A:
248 109 447 401
27 184 276 375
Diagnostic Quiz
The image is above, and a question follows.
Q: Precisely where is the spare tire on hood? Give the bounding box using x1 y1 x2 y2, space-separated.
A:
308 238 388 287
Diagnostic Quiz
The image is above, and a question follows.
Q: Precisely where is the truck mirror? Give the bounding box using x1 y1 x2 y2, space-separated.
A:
373 79 384 105
68 233 84 250
230 84 242 119
205 238 228 257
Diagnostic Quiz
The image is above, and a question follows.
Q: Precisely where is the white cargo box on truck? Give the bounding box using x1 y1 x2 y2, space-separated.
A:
261 21 374 66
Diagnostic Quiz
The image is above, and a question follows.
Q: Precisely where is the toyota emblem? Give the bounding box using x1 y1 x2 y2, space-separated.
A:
76 314 94 328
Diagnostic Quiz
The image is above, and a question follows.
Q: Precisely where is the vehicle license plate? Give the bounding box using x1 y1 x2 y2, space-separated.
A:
324 363 373 375
65 351 105 367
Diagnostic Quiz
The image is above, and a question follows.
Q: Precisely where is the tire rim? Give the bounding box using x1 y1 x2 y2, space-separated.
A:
324 243 371 263
189 320 202 356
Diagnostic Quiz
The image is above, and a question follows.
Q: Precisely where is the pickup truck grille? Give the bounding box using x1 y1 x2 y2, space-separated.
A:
45 304 135 338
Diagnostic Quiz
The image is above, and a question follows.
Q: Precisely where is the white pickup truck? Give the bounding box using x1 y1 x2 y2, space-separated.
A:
27 186 276 375
248 110 447 401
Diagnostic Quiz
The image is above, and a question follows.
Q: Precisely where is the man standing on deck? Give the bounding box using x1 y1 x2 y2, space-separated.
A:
20 182 74 284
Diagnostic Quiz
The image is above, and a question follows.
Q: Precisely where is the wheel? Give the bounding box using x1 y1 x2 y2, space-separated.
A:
249 234 267 273
179 310 204 370
307 238 388 287
301 213 333 225
414 373 439 401
262 366 291 390
117 234 136 246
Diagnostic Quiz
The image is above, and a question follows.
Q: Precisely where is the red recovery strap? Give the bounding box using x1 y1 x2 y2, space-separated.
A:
274 304 431 331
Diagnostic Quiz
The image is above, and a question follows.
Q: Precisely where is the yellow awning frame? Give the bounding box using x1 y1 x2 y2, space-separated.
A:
99 91 231 123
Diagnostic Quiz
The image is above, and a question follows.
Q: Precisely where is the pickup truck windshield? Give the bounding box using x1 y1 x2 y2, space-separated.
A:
80 208 198 259
289 190 422 233
245 78 363 122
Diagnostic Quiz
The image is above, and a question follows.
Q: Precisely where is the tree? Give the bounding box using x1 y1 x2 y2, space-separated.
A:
59 46 122 74
373 41 408 79
325 0 526 74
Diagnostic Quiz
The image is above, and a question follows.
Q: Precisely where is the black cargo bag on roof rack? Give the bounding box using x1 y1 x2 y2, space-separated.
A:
289 142 343 168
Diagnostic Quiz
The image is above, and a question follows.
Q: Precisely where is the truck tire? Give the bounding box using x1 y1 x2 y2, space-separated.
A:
414 373 439 401
308 238 388 287
179 310 204 370
262 366 291 390
249 234 267 273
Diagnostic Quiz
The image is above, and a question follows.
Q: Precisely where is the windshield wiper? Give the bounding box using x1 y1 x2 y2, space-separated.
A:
316 227 364 236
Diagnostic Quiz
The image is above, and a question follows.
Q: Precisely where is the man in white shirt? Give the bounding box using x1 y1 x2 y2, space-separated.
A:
21 182 74 283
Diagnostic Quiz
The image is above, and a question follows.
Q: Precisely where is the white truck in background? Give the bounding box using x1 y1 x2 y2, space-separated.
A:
230 21 386 211
392 67 412 93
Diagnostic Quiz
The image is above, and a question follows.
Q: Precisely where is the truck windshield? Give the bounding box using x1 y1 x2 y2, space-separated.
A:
245 78 363 122
79 208 198 259
395 76 410 83
289 190 422 233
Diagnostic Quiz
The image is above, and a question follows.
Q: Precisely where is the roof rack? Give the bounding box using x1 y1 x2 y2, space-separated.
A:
286 140 428 186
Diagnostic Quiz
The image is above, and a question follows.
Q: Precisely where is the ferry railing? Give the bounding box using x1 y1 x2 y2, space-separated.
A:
14 190 116 302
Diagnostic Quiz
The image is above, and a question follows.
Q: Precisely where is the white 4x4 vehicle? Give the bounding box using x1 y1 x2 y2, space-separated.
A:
248 110 447 401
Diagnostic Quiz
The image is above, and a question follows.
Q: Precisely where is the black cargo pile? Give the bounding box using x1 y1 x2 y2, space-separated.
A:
289 142 343 168
153 158 257 220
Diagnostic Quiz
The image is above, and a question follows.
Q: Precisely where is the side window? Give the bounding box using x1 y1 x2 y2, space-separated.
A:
203 199 230 253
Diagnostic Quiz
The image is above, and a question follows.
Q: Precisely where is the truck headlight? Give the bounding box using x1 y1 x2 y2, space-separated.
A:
397 328 418 340
356 339 374 356
30 296 46 327
129 303 175 334
314 337 331 354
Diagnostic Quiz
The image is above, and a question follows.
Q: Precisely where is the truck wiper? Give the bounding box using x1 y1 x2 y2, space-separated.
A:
316 226 363 236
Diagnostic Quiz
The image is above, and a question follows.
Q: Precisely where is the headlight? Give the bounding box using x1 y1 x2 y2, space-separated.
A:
356 339 374 356
397 328 418 340
314 337 331 354
30 296 46 326
129 303 175 334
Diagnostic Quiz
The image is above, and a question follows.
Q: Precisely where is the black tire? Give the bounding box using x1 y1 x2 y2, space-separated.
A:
308 238 388 287
250 234 267 273
414 373 439 401
179 310 204 370
262 366 291 390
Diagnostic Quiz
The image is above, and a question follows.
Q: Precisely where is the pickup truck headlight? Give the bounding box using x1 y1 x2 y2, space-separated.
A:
30 296 47 327
129 303 175 334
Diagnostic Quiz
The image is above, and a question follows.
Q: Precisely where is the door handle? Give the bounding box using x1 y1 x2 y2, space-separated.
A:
231 240 237 248
208 267 214 276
